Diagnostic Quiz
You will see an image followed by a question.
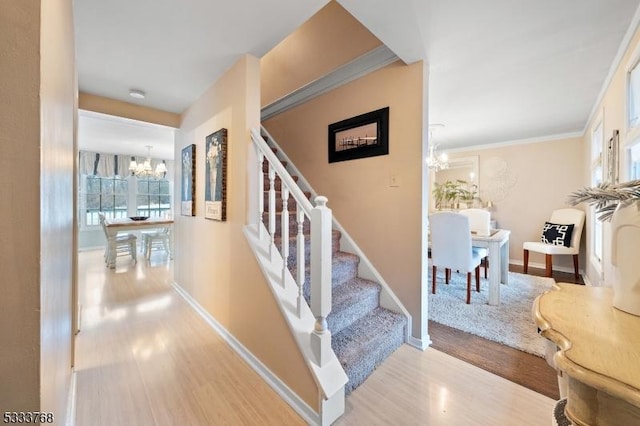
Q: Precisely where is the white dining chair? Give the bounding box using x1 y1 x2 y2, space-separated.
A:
142 227 172 260
523 208 585 279
99 212 137 268
459 208 491 277
429 212 488 304
459 208 491 236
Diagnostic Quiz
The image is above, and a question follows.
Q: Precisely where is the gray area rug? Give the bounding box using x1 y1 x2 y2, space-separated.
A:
428 266 555 357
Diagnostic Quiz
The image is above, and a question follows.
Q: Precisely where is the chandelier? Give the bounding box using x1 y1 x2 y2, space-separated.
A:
426 144 449 171
426 124 448 171
129 145 167 178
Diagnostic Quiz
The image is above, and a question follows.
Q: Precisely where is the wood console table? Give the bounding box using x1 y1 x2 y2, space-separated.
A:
533 283 640 425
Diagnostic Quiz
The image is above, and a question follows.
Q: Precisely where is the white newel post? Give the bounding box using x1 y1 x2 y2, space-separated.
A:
281 187 290 286
310 196 332 367
257 150 264 239
296 206 305 318
268 165 276 256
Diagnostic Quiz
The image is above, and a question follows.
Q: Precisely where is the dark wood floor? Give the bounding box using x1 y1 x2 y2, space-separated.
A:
429 264 584 400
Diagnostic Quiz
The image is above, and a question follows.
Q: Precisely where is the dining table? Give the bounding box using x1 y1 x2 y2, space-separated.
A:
471 229 510 305
104 217 174 261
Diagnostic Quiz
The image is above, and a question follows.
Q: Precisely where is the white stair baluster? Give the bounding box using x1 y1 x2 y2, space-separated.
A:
257 150 264 239
281 187 289 286
296 206 305 318
310 196 332 367
268 164 276 256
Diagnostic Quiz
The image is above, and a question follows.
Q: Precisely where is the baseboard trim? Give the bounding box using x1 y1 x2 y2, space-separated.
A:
66 368 77 426
171 282 319 425
408 335 431 351
582 275 594 287
510 258 584 277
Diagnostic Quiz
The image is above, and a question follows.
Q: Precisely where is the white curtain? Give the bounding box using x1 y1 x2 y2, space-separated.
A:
79 150 173 178
79 151 128 176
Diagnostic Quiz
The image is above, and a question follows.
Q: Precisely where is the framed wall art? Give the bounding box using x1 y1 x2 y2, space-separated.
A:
205 128 228 221
328 107 389 163
181 144 196 216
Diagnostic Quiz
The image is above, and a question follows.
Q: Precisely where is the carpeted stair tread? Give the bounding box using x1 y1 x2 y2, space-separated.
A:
332 307 407 394
327 278 381 335
263 189 314 212
263 211 310 234
289 251 360 300
293 251 360 298
258 137 407 395
263 189 312 204
262 160 288 173
263 174 298 191
330 251 360 286
275 230 341 264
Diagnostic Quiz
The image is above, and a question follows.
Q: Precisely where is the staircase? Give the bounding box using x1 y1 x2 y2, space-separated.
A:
261 135 407 395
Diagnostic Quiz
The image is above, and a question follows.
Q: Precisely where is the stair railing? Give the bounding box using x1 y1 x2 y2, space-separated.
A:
251 128 333 367
259 125 412 344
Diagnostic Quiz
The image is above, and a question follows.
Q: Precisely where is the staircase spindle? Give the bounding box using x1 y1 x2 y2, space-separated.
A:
268 165 276 256
258 151 264 239
281 187 289 286
296 206 305 318
310 196 332 367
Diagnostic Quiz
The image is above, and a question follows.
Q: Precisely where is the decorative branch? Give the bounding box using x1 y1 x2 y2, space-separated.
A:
567 179 640 221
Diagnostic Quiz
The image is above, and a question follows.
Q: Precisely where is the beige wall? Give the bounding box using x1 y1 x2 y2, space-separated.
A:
260 0 381 107
79 92 181 128
40 0 76 420
175 55 319 410
447 136 586 271
581 23 640 286
264 60 425 338
0 0 75 421
0 0 42 412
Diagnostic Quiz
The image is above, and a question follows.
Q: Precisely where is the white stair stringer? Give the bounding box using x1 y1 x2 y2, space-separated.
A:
243 223 347 426
260 125 412 342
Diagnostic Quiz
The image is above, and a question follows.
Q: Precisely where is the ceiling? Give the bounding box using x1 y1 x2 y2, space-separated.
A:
75 0 640 152
78 110 175 160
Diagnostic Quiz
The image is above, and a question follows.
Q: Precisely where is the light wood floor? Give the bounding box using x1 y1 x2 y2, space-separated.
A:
75 250 554 425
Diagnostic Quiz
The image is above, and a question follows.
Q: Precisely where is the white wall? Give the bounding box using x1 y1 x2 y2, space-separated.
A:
582 20 640 287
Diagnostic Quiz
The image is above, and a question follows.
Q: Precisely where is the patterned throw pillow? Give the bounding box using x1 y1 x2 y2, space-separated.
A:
541 222 575 247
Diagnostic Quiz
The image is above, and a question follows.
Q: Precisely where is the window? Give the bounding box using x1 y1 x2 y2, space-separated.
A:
591 121 604 263
630 139 640 180
83 175 129 226
136 177 171 217
630 60 640 129
78 150 173 230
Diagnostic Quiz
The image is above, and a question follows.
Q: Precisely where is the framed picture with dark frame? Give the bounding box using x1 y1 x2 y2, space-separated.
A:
205 128 228 221
606 129 619 184
180 144 196 216
328 107 389 163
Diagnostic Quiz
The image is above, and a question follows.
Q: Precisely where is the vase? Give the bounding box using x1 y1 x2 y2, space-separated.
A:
611 200 640 316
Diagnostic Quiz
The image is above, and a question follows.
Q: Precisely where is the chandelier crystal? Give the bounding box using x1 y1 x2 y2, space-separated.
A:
426 124 449 171
129 145 167 178
426 144 449 171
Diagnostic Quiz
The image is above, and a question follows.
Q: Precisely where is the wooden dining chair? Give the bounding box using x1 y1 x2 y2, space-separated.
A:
429 212 487 304
142 227 172 260
99 212 137 268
